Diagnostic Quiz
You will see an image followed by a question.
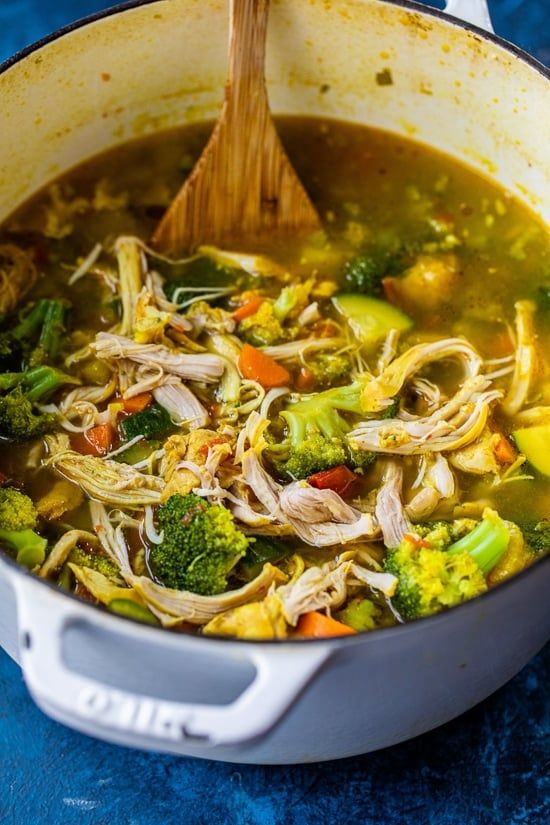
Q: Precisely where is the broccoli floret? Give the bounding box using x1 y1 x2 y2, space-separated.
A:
272 280 314 322
305 352 352 390
68 546 122 580
0 387 57 441
0 487 37 531
414 519 476 552
335 598 381 631
519 519 550 555
273 380 375 478
0 367 79 441
343 254 386 295
385 510 510 620
149 493 250 594
283 433 348 480
238 301 287 347
0 487 47 568
120 403 173 441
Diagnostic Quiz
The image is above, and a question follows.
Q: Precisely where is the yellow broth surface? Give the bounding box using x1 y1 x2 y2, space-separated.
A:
0 117 548 636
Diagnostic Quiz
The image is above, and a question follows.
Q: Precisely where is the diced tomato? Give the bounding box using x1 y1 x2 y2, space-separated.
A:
308 465 358 496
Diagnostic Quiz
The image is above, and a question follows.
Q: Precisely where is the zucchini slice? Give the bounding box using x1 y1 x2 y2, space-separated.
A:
513 425 550 477
333 293 413 346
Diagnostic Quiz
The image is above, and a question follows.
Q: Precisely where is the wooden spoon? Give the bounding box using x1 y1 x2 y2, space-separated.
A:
152 0 321 255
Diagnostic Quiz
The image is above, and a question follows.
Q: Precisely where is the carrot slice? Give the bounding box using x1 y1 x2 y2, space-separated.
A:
297 611 356 638
493 433 516 465
232 295 264 322
238 343 290 388
123 392 153 414
71 424 115 457
308 465 358 496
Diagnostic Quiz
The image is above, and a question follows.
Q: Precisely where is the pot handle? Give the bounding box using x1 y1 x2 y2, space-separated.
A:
11 575 331 748
444 0 494 32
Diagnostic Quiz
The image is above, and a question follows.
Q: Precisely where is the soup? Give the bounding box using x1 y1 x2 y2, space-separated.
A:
0 118 548 638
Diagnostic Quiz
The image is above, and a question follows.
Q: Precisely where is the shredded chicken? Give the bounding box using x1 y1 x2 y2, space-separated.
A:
279 482 362 524
262 337 344 361
160 429 232 501
153 382 209 429
39 529 99 579
350 377 501 455
115 236 145 337
92 332 225 383
90 502 133 574
405 487 441 521
360 337 482 413
375 461 410 548
129 564 287 625
278 554 397 626
448 427 500 475
501 300 539 417
45 435 164 509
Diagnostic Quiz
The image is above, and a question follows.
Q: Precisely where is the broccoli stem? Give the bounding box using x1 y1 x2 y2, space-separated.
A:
24 366 79 402
11 301 49 341
36 300 66 362
0 528 47 568
447 512 510 575
0 366 79 401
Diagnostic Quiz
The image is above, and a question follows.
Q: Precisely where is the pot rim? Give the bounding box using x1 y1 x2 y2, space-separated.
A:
1 0 549 81
0 0 548 649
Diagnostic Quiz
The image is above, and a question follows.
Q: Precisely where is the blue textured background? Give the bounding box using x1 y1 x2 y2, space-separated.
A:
0 2 549 823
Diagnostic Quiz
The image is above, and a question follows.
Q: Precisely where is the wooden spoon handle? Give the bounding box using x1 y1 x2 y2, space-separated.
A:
152 0 320 253
227 0 270 104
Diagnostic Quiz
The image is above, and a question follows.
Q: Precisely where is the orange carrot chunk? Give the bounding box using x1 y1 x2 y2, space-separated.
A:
238 343 290 388
71 424 115 457
232 295 264 322
493 433 516 465
123 392 153 414
297 611 357 638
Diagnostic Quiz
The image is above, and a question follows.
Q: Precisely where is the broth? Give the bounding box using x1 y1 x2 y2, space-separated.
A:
0 117 548 637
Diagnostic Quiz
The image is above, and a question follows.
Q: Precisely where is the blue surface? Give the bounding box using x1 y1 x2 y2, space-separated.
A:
0 2 549 823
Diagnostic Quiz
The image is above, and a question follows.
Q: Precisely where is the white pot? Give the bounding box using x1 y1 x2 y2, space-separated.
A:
0 0 548 763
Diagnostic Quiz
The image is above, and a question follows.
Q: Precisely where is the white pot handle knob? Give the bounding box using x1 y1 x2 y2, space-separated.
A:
11 575 331 747
444 0 494 32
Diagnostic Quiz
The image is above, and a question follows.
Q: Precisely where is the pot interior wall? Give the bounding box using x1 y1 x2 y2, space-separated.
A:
0 0 548 224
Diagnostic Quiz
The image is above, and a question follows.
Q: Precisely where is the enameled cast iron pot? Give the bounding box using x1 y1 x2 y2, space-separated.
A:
0 0 548 764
